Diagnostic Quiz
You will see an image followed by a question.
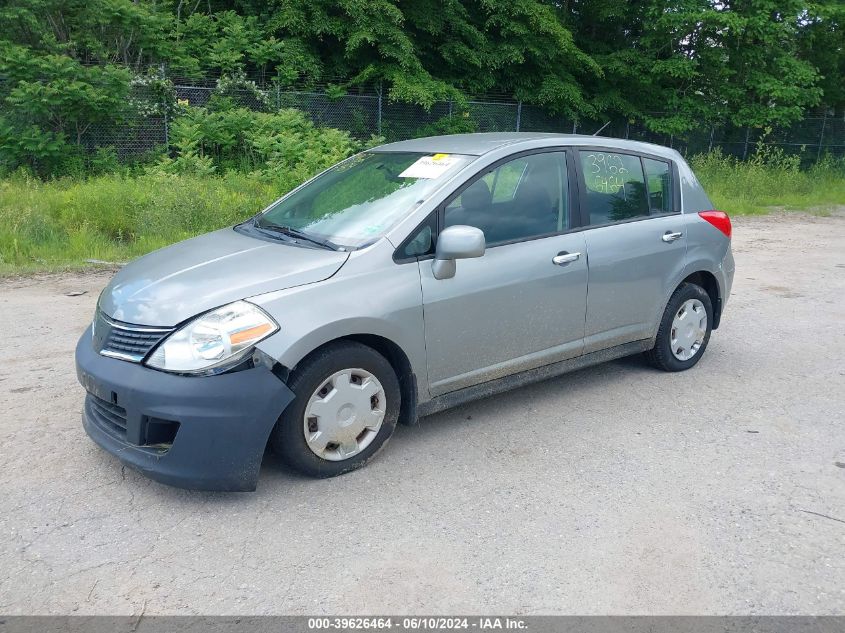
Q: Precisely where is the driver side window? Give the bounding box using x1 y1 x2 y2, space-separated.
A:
444 151 568 246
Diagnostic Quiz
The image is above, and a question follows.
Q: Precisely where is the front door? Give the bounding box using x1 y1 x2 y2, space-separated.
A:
419 150 588 396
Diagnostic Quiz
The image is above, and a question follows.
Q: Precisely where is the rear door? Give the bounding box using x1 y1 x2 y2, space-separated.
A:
575 149 687 352
413 150 588 396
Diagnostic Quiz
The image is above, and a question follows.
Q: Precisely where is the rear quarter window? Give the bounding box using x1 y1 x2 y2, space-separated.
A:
642 157 672 214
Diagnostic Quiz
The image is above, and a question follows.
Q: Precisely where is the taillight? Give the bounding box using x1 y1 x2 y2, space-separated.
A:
698 211 732 238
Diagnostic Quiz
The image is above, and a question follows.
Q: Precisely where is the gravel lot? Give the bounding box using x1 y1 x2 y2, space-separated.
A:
1 211 843 616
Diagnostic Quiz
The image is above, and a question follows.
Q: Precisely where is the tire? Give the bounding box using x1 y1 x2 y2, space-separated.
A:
647 282 713 372
270 341 401 478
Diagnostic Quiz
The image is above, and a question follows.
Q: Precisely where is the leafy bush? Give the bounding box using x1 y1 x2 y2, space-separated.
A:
414 114 478 138
0 42 133 177
210 71 270 111
152 106 362 178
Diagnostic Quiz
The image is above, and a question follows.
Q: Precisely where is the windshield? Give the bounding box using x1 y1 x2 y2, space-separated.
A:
255 151 474 249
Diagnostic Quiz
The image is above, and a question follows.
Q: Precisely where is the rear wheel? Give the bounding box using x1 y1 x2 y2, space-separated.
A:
270 341 400 478
647 282 713 372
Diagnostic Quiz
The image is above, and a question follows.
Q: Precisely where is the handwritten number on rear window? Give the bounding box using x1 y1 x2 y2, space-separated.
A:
586 153 629 193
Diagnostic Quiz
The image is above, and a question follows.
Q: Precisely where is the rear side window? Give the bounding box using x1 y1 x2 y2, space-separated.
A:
643 157 672 214
579 151 648 225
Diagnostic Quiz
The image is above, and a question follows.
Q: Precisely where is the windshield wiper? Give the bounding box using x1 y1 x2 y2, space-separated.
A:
254 220 341 251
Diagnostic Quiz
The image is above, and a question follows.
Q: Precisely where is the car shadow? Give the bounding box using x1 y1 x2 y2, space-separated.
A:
390 354 656 441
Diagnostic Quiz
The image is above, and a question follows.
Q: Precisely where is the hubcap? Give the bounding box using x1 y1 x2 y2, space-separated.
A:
670 299 707 361
303 368 386 461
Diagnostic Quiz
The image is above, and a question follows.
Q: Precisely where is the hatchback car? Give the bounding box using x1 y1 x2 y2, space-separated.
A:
76 133 734 490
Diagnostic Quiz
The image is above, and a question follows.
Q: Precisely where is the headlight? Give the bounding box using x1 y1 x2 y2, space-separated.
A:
146 301 278 374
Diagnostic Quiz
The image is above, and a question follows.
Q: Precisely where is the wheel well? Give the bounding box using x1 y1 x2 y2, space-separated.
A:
681 271 722 329
294 334 419 426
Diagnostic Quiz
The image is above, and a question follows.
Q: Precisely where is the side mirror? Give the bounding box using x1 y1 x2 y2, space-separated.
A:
431 225 486 280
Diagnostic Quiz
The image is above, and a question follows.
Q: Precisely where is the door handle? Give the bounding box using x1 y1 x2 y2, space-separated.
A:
552 252 581 266
662 231 683 243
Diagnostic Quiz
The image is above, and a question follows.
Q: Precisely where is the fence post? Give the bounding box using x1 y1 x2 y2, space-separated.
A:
625 121 630 139
708 125 715 153
817 110 828 162
377 82 383 137
572 120 577 134
516 101 522 132
160 63 169 151
275 83 280 111
742 127 751 160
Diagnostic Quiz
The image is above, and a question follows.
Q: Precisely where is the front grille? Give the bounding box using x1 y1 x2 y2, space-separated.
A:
105 327 166 357
87 394 128 440
94 311 173 362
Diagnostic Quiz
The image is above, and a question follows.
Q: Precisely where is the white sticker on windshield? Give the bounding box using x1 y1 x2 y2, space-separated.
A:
399 154 457 179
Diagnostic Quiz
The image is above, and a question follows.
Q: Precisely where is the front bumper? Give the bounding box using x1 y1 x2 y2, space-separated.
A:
75 326 295 491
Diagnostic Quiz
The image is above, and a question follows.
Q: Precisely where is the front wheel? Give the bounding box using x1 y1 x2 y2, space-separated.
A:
270 341 400 478
647 282 713 372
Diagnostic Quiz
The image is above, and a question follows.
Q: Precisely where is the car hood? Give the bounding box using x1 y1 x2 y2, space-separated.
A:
99 228 349 326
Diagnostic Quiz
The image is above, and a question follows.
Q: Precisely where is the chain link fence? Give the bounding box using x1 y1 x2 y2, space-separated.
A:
85 80 845 164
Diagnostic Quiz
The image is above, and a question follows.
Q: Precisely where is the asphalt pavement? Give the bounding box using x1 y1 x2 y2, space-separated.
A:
1 210 843 615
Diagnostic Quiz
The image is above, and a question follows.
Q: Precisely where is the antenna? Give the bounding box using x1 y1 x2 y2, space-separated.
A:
592 121 610 136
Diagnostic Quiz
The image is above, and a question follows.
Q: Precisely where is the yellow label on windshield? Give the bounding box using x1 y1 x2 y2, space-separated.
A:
399 154 457 179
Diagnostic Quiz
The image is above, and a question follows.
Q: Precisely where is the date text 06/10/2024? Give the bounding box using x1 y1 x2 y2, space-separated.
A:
307 617 528 630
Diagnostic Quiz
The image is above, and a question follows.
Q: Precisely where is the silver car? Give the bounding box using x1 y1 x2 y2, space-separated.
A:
75 133 735 490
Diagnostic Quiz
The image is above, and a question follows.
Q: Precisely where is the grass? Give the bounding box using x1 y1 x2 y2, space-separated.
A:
691 150 845 216
0 171 285 275
1 151 844 275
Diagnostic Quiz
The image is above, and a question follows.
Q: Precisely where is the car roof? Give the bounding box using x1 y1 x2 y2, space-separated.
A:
372 132 679 160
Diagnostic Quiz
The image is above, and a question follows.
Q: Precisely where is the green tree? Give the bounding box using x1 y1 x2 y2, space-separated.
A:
567 0 824 133
0 0 840 177
799 1 845 112
0 0 168 173
0 0 169 68
0 43 132 174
